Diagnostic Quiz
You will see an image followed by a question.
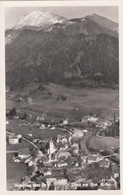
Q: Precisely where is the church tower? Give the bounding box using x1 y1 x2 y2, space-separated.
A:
48 139 56 161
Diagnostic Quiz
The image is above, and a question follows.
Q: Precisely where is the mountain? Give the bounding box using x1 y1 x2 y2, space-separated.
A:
5 11 119 90
9 11 68 30
86 13 118 33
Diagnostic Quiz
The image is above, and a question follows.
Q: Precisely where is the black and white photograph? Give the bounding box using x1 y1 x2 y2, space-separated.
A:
2 1 120 192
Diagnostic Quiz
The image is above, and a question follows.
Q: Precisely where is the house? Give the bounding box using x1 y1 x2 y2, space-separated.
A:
57 150 71 159
54 178 68 186
18 148 31 159
72 129 84 138
6 121 9 125
80 156 88 164
82 129 88 133
88 117 98 124
27 97 33 105
13 115 19 119
26 134 32 137
72 143 79 154
28 160 34 167
57 162 68 168
24 155 33 164
111 162 118 172
17 134 22 139
59 145 66 150
13 157 21 162
9 136 19 144
99 159 110 168
44 171 52 176
61 137 68 144
40 124 46 129
87 155 98 164
63 119 68 125
113 173 119 179
56 135 62 143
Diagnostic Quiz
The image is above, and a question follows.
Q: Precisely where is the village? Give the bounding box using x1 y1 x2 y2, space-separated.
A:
6 106 120 191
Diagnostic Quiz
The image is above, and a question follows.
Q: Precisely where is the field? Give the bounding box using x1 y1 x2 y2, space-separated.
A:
6 118 69 139
6 141 32 151
7 83 119 122
79 132 119 155
7 154 27 190
87 135 119 153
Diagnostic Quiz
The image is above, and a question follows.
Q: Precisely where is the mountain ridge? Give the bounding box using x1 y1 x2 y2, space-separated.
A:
5 12 119 90
8 11 68 30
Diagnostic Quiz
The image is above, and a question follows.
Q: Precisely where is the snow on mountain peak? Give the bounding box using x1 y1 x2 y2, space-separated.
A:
12 11 67 29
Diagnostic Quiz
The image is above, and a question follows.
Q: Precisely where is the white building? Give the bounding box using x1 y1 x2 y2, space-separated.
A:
17 134 22 139
44 171 52 176
63 119 68 125
9 136 19 144
88 117 98 124
57 162 68 168
54 179 68 186
48 140 57 161
40 124 46 129
18 148 31 159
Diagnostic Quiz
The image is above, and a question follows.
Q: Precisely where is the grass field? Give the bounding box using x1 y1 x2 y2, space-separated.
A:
79 133 92 155
6 141 32 151
87 135 119 153
79 131 119 155
6 83 119 121
7 154 27 190
6 118 69 139
29 85 119 121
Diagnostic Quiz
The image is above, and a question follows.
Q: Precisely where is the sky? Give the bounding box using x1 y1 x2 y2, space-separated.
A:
5 6 118 29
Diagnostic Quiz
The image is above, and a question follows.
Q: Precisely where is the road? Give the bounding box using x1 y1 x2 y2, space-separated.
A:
6 131 43 156
7 150 18 153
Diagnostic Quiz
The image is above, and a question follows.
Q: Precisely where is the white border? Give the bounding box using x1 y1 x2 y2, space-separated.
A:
0 1 122 195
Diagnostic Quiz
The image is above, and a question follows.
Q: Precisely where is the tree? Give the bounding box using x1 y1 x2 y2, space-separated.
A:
94 72 103 85
49 182 55 190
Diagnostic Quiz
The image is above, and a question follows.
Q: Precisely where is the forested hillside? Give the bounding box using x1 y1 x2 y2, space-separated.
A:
5 14 119 90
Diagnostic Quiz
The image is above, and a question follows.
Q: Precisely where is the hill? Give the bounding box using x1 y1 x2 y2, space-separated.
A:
5 12 119 90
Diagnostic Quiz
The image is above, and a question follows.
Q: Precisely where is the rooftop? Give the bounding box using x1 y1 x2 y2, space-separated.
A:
18 148 31 155
87 155 98 161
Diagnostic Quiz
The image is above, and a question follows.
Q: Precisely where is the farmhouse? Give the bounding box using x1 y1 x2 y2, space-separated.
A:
99 159 110 168
63 119 68 125
57 162 68 168
80 156 88 164
57 151 71 159
87 155 98 164
43 170 52 176
88 117 98 124
27 97 33 104
40 124 46 129
54 178 68 186
18 148 31 159
9 136 19 144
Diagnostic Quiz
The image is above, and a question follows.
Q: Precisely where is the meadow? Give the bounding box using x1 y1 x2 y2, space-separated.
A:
7 154 27 190
11 83 119 121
